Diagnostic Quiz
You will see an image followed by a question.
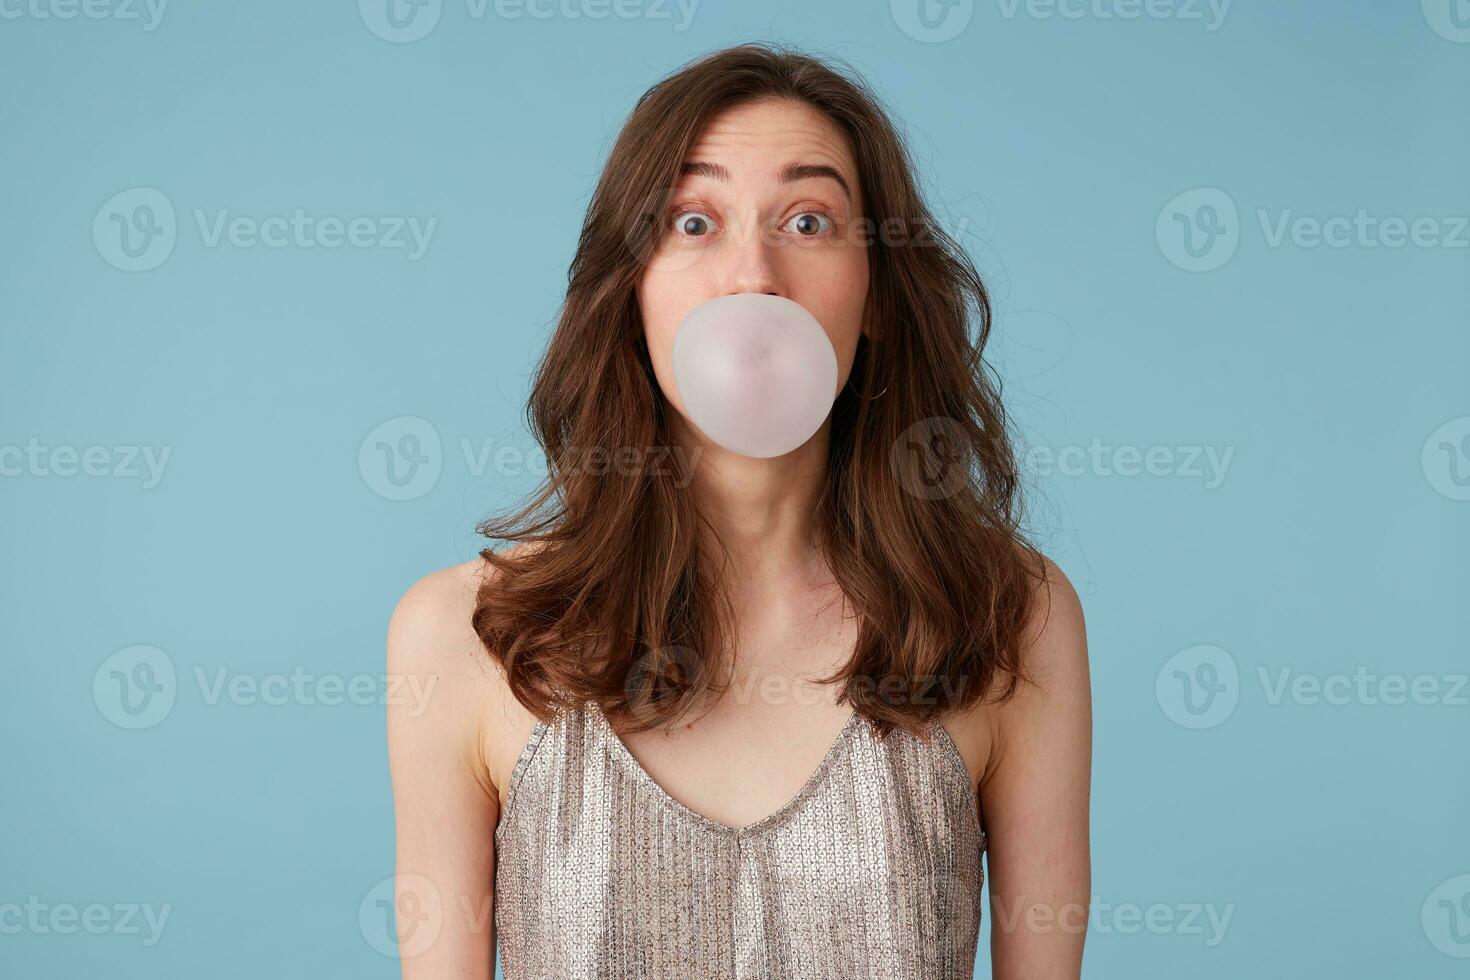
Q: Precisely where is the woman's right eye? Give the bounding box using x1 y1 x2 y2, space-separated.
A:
670 210 717 237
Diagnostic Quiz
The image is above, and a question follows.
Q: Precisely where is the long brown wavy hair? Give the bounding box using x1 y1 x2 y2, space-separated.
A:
473 42 1047 740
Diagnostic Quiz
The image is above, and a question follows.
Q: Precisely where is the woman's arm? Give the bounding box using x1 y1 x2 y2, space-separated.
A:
386 562 503 979
982 559 1093 978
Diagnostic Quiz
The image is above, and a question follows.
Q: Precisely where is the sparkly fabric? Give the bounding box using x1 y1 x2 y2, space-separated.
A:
494 700 987 979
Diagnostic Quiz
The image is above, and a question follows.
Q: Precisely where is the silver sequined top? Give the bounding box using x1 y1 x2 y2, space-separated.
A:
494 700 987 979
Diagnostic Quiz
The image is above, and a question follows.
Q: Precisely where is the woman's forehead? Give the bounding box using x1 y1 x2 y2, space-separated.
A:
684 99 857 180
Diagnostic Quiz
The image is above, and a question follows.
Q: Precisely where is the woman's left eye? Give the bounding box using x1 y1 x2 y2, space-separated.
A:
784 212 833 237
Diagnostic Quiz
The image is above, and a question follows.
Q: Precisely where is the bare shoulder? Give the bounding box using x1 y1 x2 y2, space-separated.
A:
387 549 534 675
386 556 538 801
983 554 1091 778
1017 554 1089 689
941 555 1090 786
387 558 491 670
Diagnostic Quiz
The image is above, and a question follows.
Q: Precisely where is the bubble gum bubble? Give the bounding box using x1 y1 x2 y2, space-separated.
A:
671 293 839 459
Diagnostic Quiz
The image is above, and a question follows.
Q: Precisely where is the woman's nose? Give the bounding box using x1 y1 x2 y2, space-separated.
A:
722 216 785 297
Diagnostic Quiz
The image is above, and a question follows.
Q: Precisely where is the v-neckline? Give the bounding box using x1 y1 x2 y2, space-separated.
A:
591 701 865 839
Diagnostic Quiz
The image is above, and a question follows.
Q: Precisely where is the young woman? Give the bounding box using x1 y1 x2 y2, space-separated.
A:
387 43 1091 980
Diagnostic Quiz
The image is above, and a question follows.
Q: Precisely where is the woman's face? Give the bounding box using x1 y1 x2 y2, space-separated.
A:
636 97 870 448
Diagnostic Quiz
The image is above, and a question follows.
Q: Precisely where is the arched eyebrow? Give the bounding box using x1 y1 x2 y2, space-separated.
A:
778 163 852 202
679 160 852 203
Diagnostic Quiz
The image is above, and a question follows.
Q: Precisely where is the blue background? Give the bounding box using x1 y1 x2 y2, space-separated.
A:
2 1 1467 977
